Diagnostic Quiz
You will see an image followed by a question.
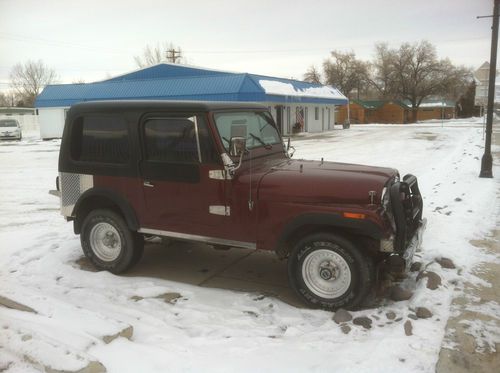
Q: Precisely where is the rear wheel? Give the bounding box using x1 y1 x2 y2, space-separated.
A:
288 232 374 311
81 209 143 273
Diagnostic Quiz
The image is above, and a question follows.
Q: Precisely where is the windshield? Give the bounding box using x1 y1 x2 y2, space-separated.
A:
0 120 18 128
214 111 281 151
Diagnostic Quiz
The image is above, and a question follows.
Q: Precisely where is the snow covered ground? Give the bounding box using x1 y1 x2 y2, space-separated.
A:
0 121 499 373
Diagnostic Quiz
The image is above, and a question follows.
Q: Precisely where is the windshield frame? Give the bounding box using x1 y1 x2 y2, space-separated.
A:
212 109 282 153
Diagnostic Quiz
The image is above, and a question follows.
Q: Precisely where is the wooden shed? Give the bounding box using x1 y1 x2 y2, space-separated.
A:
337 99 456 125
377 101 410 123
336 100 384 124
415 101 456 121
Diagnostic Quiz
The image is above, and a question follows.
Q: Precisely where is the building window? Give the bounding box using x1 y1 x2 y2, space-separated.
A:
71 115 130 164
315 107 319 120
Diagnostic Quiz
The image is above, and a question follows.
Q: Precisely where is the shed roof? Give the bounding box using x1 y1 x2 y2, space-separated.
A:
35 63 348 108
352 99 386 109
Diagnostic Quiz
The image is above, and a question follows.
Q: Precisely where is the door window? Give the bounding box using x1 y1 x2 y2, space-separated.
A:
141 115 217 183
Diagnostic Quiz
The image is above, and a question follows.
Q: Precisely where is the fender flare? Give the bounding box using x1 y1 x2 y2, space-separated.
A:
276 212 384 251
72 188 140 233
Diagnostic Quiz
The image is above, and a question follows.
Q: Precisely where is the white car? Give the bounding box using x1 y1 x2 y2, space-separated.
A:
0 119 22 140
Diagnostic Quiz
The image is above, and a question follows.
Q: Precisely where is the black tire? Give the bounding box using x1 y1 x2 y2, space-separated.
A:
80 209 144 273
288 232 374 311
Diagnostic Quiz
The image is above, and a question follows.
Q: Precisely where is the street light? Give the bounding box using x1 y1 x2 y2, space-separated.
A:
479 0 499 178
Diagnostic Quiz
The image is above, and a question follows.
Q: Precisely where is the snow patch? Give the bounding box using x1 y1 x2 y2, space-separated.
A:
258 79 347 100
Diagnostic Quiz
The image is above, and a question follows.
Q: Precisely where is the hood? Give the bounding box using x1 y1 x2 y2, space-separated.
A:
257 159 397 205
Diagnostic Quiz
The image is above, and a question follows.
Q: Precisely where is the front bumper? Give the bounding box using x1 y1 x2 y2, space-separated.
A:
0 133 21 140
386 218 426 272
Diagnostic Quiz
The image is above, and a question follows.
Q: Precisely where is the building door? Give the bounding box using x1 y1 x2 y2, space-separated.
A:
275 105 283 134
286 107 291 134
322 108 325 131
295 106 305 133
305 107 309 132
138 113 227 238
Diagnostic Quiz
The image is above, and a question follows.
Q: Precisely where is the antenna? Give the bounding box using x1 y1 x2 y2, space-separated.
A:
248 149 254 211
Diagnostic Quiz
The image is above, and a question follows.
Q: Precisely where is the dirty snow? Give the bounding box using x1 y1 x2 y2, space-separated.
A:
258 79 346 100
0 121 499 372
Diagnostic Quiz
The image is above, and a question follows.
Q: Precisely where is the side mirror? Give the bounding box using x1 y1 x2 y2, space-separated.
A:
283 137 295 158
229 136 246 157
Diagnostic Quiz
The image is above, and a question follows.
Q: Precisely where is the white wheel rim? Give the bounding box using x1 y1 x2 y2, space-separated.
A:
89 222 122 262
301 247 352 299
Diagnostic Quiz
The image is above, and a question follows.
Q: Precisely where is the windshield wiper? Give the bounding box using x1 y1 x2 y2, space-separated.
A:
249 133 272 149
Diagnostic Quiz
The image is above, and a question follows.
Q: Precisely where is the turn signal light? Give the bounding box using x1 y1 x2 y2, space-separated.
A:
343 212 366 219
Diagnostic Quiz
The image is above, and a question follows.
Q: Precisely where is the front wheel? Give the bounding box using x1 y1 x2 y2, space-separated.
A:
81 209 144 273
288 233 374 311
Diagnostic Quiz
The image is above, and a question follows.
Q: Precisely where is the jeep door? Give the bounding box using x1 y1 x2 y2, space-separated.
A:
138 113 227 237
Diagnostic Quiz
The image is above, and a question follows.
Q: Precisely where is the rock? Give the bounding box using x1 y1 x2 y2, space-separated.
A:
410 262 422 272
404 320 413 336
0 296 36 314
155 292 182 304
24 355 106 373
353 316 372 329
341 324 351 334
390 286 413 301
102 325 133 344
333 308 352 324
386 311 396 320
417 271 442 290
130 295 143 302
243 310 259 318
21 334 32 342
416 307 433 319
436 257 456 269
454 197 462 202
408 313 418 320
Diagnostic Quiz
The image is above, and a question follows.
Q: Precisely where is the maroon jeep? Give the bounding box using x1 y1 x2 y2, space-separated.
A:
57 101 425 310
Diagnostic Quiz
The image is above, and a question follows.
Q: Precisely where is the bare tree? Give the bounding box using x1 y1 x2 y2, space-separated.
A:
134 42 185 68
303 65 322 84
0 92 10 107
374 41 472 122
368 43 398 99
322 51 369 98
9 60 57 107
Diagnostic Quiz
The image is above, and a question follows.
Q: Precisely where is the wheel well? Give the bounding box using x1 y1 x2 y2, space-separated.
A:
277 224 380 260
74 196 126 234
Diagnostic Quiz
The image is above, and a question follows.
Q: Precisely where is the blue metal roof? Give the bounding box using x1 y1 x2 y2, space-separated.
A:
36 64 348 108
105 63 230 82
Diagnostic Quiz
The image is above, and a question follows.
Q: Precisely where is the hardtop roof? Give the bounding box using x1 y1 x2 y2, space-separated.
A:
68 100 268 114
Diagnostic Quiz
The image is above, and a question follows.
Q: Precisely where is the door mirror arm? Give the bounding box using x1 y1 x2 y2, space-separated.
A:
283 137 295 158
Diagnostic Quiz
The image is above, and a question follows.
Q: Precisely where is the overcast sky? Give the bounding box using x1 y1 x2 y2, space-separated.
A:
0 0 495 92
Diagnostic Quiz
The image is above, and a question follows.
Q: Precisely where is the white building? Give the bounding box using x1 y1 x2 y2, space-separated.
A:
35 63 348 139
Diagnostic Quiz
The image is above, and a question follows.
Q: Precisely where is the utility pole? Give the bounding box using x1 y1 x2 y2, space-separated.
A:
166 48 182 64
479 0 499 178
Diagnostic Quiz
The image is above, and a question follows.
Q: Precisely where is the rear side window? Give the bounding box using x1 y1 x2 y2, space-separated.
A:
71 115 130 164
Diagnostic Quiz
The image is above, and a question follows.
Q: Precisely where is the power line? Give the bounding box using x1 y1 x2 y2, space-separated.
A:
0 32 490 56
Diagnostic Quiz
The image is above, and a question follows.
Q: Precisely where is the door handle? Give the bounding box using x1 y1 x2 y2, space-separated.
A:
143 181 155 188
